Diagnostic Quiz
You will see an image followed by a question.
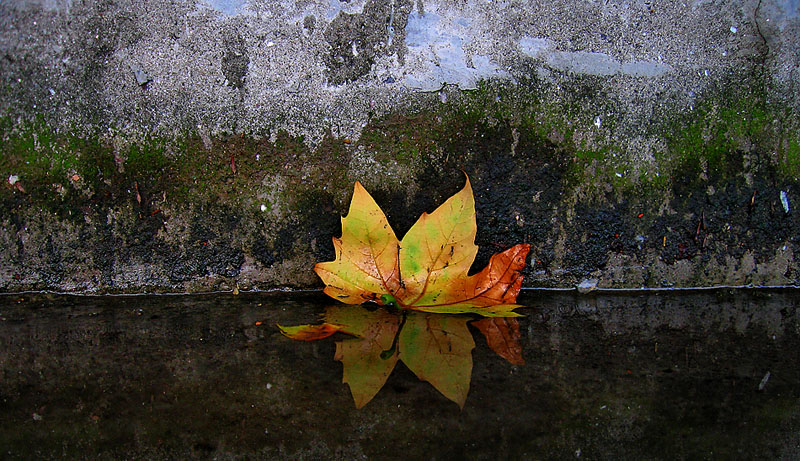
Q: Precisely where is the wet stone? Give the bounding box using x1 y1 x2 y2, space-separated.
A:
577 278 599 294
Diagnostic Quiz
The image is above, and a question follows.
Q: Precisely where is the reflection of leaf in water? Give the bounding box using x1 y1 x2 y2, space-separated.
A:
279 305 524 408
473 318 525 366
278 323 344 341
399 312 474 408
326 306 400 409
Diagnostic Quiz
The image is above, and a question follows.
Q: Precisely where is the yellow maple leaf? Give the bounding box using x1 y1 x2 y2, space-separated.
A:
314 175 530 316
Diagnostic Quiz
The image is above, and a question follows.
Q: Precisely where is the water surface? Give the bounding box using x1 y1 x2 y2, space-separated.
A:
1 289 798 459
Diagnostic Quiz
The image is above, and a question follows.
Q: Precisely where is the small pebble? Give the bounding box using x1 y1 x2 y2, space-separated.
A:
758 371 770 390
577 279 598 294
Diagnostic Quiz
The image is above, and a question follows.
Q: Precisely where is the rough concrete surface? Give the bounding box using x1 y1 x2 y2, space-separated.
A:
1 0 799 292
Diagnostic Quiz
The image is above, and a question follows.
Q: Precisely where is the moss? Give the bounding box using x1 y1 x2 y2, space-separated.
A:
3 69 799 291
655 71 800 183
3 73 794 224
71 134 116 187
0 116 345 230
125 137 170 176
0 115 78 185
663 97 766 176
359 111 445 167
781 136 800 179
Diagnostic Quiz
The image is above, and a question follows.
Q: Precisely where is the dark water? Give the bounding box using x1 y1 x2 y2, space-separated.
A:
1 289 798 459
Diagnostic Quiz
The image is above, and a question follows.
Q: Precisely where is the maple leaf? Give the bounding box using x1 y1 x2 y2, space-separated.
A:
472 317 525 365
279 306 481 408
277 323 345 341
326 306 401 408
398 312 474 407
314 175 530 316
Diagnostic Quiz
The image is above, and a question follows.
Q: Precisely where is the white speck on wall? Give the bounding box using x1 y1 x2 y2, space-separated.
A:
780 190 790 213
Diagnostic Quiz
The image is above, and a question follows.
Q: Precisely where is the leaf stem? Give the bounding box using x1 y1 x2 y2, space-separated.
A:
380 310 407 360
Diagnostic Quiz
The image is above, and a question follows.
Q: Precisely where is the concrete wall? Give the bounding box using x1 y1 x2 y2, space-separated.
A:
1 0 799 292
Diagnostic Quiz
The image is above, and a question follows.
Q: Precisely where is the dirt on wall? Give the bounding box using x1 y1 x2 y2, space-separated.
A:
1 77 798 293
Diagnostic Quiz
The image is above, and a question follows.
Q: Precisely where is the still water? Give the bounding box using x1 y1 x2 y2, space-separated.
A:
1 289 798 459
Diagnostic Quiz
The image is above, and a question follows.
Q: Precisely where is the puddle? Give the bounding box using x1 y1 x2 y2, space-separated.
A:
1 289 799 459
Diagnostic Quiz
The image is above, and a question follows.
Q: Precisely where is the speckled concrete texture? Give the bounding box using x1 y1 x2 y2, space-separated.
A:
0 0 799 292
1 0 796 142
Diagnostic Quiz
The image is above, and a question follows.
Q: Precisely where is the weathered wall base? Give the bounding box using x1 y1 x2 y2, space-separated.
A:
1 0 799 292
2 78 798 292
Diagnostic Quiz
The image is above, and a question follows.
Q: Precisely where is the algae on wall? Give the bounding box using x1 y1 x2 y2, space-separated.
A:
2 73 799 292
1 0 799 292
